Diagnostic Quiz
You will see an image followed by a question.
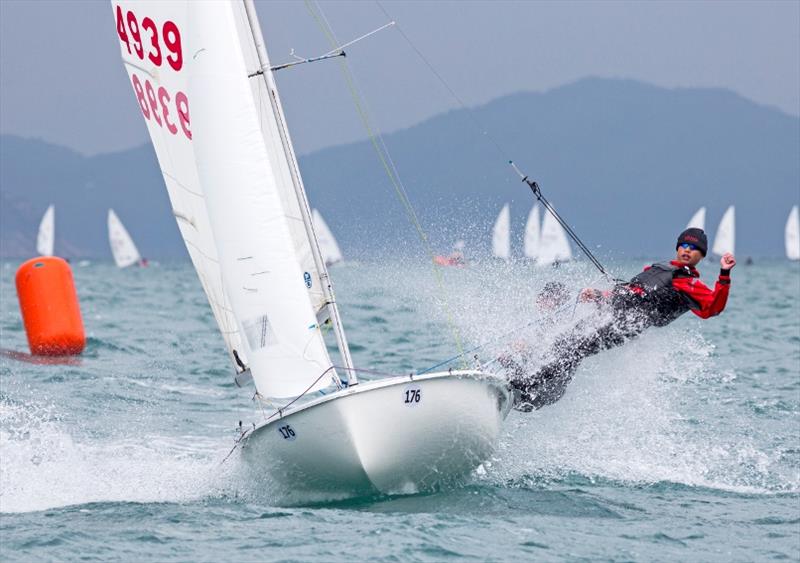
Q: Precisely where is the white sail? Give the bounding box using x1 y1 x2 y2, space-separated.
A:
107 209 142 268
686 206 706 231
712 205 735 256
111 0 340 397
36 205 54 257
786 205 800 261
312 209 343 265
492 204 510 260
523 204 540 259
537 205 573 266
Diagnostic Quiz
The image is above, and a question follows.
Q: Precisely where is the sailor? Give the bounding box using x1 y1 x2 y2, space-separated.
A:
509 227 735 411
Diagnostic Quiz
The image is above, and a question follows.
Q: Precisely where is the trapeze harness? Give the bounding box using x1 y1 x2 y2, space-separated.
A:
613 262 702 327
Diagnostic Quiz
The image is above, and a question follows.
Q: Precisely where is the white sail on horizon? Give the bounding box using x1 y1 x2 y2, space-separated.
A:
107 209 142 268
492 204 510 261
712 205 735 256
786 205 800 261
312 209 343 266
537 205 573 266
112 0 341 398
36 205 55 257
523 204 540 260
686 206 706 231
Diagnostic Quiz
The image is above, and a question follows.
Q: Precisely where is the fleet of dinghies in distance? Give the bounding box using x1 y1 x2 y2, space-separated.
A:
33 204 146 267
490 203 572 265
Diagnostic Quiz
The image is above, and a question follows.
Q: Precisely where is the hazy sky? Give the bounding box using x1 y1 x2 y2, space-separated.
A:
1 0 798 156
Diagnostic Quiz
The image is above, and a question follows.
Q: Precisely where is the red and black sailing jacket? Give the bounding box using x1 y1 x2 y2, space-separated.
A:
613 260 731 327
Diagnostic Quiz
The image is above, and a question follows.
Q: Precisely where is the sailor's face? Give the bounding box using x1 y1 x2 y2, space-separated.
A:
676 245 703 266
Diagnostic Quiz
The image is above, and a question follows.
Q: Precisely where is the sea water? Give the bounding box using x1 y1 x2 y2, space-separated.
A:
1 258 798 561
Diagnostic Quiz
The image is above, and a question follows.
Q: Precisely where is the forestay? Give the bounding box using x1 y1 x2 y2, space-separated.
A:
523 204 540 260
492 204 510 260
111 1 336 397
108 209 142 268
36 205 55 257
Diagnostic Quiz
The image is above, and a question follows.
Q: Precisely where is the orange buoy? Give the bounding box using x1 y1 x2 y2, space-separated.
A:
15 256 85 356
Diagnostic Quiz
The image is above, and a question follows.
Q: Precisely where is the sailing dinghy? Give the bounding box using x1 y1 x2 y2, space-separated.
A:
786 205 799 261
107 209 143 268
712 205 735 256
111 0 510 496
492 204 511 260
523 204 541 260
36 205 55 257
312 209 343 266
686 206 706 231
537 203 573 266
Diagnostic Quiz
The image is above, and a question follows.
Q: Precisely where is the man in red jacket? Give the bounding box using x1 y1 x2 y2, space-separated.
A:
509 227 736 411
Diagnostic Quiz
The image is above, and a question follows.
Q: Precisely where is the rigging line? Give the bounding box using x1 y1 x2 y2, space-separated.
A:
418 298 577 375
305 0 469 368
375 2 619 284
510 161 619 281
374 1 510 163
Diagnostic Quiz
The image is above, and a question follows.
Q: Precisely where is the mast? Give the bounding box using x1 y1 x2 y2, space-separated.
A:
242 0 356 384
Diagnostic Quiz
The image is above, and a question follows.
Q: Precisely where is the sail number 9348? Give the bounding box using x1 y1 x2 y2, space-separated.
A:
130 72 191 140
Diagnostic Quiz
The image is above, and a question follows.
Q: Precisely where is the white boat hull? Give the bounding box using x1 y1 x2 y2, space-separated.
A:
240 371 511 498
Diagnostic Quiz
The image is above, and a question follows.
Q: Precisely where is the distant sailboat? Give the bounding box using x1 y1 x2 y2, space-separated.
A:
107 209 143 268
537 205 573 266
492 204 510 260
786 205 799 261
712 205 735 256
686 206 706 231
434 240 466 267
523 204 541 260
36 205 55 256
312 209 343 266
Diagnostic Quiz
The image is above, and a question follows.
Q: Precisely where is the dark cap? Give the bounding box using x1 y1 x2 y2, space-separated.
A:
676 228 708 256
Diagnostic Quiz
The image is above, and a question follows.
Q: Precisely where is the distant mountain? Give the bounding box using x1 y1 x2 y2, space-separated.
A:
1 77 798 260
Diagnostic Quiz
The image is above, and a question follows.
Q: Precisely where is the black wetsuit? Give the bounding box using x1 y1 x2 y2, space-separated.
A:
507 262 731 411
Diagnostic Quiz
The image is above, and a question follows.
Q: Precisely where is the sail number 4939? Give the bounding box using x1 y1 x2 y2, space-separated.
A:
116 6 182 71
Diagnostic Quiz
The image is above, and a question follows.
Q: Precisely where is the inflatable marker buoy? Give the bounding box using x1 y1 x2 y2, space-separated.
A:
15 257 85 356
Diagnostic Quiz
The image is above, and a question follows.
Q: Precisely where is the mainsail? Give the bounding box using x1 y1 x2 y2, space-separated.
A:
712 205 735 256
523 204 540 260
107 209 142 268
312 209 344 266
36 205 55 257
786 205 799 261
111 0 349 397
492 204 510 260
686 206 706 231
537 204 573 266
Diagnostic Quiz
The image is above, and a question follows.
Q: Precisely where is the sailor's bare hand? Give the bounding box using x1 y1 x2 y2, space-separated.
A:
720 253 736 270
579 288 596 302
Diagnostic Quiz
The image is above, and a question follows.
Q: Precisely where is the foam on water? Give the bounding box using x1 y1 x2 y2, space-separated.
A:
0 399 228 513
